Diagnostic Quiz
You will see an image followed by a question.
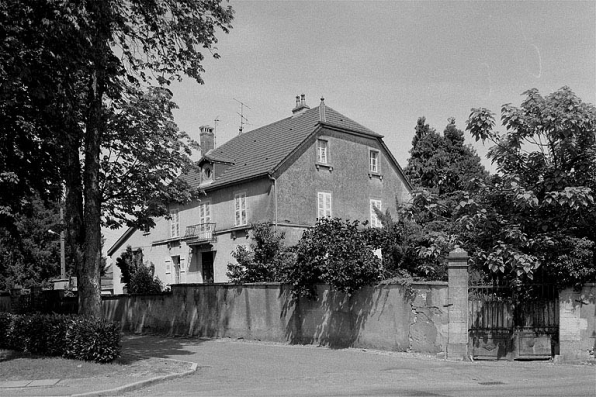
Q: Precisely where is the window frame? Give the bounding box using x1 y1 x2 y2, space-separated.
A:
317 191 332 219
370 199 382 228
234 192 248 227
199 201 211 230
317 139 329 164
169 208 180 238
369 149 380 174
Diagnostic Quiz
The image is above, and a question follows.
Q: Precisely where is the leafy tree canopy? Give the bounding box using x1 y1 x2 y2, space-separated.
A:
0 197 61 290
463 87 596 287
405 117 489 195
0 0 233 316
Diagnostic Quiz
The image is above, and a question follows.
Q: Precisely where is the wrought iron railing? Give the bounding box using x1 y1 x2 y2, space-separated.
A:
184 223 216 241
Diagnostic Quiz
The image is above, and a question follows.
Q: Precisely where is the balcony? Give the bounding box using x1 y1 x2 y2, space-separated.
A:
184 223 216 243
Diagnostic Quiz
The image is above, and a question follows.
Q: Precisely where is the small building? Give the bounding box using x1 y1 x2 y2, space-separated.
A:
107 95 411 293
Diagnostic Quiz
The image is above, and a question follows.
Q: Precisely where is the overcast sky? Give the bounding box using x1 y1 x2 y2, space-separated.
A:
170 0 595 170
104 0 596 251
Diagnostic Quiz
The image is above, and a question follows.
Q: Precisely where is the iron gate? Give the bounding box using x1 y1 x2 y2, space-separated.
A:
468 282 559 360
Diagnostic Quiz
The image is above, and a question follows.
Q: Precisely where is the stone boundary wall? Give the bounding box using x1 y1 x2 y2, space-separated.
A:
558 283 596 362
101 282 449 353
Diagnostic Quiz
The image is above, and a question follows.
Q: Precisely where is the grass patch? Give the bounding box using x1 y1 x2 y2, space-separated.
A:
0 349 191 381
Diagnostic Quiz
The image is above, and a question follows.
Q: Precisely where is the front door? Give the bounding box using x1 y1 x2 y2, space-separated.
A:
202 251 214 283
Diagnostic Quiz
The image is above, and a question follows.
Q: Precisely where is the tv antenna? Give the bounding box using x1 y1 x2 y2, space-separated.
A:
214 116 220 149
233 98 251 134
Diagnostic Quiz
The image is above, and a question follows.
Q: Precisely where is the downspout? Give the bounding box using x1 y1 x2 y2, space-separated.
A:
268 174 278 231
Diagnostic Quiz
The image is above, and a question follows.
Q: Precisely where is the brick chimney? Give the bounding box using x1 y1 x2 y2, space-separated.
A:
199 125 214 156
292 94 310 116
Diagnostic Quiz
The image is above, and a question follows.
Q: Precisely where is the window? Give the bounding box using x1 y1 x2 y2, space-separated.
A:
370 199 382 228
317 192 332 219
317 139 328 164
235 192 247 226
169 209 180 238
369 150 380 173
199 202 211 230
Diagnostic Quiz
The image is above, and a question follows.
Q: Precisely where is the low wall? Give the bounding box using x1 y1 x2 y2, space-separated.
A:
559 284 596 362
101 282 449 353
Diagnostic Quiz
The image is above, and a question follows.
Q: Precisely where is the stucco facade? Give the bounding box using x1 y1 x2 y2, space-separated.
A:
108 96 412 292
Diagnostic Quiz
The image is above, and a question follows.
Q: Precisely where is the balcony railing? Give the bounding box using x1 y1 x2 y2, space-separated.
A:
184 223 216 242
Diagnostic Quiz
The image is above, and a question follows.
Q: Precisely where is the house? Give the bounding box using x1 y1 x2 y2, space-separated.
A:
107 95 412 293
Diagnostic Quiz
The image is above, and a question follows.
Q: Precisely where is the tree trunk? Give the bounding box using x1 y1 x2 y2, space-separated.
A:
79 1 110 318
64 131 84 279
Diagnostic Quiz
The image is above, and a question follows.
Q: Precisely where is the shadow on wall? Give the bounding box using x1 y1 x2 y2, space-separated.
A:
282 285 376 348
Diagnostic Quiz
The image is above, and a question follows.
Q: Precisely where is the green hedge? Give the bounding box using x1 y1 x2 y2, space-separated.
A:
0 313 121 363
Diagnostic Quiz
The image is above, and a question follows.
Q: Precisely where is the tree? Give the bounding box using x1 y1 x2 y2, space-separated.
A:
0 197 61 290
398 117 489 279
405 117 488 194
226 222 294 283
464 87 596 287
1 1 234 316
286 218 383 299
115 246 162 294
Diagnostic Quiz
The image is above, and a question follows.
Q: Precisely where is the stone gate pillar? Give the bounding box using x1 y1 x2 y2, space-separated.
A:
447 247 469 360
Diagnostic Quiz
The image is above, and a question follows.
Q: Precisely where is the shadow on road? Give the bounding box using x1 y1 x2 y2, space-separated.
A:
121 333 206 361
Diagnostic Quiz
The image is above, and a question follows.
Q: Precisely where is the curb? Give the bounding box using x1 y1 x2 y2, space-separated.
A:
70 360 198 397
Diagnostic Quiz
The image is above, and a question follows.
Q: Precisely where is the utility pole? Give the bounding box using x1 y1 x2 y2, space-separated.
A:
59 207 66 279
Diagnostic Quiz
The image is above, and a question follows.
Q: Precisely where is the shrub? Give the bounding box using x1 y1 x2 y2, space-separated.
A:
127 264 163 294
287 218 383 299
0 312 13 349
227 222 295 283
64 317 121 363
0 313 120 363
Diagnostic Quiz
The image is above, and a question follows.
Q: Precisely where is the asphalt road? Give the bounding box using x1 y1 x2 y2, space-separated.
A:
121 335 596 397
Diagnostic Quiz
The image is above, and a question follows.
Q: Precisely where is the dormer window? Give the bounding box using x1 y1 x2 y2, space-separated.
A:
201 164 213 184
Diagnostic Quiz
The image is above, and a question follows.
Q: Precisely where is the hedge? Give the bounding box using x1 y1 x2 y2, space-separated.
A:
0 313 121 363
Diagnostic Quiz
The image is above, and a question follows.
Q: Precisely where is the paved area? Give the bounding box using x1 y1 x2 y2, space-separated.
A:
119 336 596 397
1 335 595 396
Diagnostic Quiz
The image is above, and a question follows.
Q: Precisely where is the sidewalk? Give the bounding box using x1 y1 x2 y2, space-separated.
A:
1 335 594 397
0 340 198 397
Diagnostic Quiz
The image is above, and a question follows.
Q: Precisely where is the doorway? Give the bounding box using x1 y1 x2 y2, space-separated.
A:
202 251 214 283
172 255 180 284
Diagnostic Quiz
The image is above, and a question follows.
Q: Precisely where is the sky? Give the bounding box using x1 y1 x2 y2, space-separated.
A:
104 0 596 251
169 0 596 169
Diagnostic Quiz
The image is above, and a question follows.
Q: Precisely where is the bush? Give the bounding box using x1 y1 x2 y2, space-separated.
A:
0 313 120 363
287 218 383 299
64 317 121 363
0 312 13 349
127 264 163 294
227 222 295 283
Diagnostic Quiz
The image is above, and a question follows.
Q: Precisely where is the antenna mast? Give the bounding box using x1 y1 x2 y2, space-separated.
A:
233 98 250 134
214 116 219 149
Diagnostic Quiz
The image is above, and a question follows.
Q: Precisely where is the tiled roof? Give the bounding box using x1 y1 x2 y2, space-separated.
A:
182 104 382 190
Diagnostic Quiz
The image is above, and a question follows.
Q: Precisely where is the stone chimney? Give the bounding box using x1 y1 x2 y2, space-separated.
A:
292 94 310 116
318 97 326 123
199 125 214 156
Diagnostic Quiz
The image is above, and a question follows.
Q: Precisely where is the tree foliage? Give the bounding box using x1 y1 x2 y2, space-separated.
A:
0 0 233 316
115 246 162 294
405 117 488 195
0 197 61 290
226 222 294 283
286 218 383 299
464 87 596 287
